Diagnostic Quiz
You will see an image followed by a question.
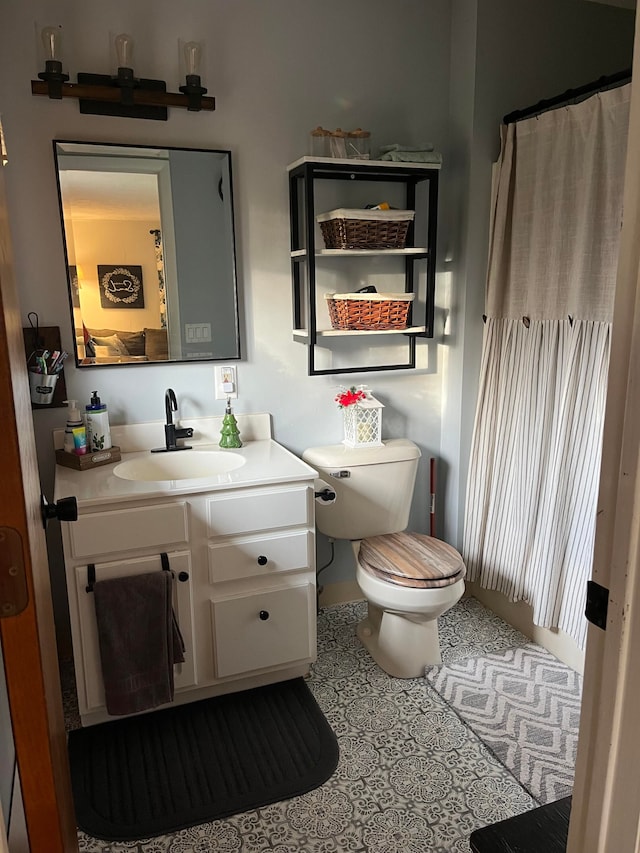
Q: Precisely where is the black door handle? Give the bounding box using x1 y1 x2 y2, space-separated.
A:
257 555 268 566
259 610 269 621
41 494 78 529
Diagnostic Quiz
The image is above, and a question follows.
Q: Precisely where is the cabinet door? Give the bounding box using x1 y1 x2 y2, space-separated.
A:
72 551 196 715
208 530 313 582
210 582 314 678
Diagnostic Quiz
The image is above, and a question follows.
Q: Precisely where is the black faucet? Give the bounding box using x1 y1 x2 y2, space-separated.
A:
151 388 194 452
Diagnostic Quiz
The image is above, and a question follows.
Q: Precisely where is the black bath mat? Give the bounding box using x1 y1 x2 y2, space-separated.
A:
68 677 338 841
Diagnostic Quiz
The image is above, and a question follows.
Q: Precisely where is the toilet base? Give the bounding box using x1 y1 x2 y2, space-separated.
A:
356 603 442 678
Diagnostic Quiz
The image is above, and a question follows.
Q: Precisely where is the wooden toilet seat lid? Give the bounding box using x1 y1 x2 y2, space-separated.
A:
358 532 466 589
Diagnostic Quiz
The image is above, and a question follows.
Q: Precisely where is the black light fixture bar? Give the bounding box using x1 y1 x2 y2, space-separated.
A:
32 30 214 120
31 78 215 120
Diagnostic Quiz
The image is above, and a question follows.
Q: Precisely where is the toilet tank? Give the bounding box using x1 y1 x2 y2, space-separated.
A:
302 439 421 541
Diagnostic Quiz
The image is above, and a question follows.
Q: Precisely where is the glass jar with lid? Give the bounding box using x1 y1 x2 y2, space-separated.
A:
346 129 371 159
328 129 347 158
309 126 330 158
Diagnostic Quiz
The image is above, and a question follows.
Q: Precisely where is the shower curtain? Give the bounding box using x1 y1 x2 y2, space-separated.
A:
463 84 631 649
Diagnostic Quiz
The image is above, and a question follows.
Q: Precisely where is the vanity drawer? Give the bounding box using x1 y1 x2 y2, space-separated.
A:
206 485 310 537
210 582 314 678
69 502 189 558
207 530 312 582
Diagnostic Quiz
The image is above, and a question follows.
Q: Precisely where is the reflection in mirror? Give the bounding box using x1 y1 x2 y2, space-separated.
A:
53 141 240 367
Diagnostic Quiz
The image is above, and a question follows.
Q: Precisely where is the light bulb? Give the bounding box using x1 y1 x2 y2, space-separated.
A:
41 26 62 63
178 38 207 108
183 42 201 78
115 33 134 70
37 24 68 97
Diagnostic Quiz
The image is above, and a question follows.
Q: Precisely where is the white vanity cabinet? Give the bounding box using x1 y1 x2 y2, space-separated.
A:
57 436 318 727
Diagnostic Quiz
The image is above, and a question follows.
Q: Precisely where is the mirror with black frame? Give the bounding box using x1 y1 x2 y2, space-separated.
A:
53 141 240 367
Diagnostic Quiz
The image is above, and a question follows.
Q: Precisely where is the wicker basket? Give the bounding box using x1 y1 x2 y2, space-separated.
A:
325 292 415 331
317 208 415 250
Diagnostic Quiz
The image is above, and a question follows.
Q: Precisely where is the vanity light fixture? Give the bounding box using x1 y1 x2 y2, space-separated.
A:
31 30 215 121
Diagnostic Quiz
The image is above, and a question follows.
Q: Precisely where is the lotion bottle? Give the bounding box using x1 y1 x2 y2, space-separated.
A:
63 400 83 454
85 391 112 451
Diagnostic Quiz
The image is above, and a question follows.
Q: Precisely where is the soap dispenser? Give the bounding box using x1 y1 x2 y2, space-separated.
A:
219 398 242 448
85 391 112 452
64 400 84 454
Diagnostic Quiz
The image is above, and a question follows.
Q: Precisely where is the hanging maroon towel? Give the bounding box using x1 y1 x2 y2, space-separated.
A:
93 570 184 716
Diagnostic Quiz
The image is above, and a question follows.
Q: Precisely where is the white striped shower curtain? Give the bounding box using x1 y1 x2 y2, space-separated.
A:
463 84 631 649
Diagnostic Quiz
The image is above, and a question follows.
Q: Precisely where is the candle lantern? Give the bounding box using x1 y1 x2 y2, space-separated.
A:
336 386 384 448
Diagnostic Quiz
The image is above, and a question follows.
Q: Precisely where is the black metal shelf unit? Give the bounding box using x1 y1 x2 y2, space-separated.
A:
287 156 439 376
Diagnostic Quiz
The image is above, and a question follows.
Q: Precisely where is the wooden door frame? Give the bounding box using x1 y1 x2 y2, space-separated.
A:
568 11 640 852
0 158 77 849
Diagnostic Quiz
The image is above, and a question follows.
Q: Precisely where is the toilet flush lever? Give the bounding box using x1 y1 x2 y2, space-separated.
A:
330 470 350 478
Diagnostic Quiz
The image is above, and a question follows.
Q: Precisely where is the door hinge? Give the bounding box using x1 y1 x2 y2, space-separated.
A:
585 580 609 630
0 527 29 618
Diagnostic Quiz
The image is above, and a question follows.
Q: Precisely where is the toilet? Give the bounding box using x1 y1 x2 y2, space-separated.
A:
302 439 465 678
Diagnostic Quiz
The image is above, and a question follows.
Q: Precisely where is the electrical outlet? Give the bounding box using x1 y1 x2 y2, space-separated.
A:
214 365 238 400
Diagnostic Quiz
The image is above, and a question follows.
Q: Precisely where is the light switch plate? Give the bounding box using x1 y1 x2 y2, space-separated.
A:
214 365 238 400
185 322 212 343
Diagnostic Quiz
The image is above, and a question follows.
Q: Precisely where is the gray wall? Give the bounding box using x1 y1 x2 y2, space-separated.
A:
0 0 634 646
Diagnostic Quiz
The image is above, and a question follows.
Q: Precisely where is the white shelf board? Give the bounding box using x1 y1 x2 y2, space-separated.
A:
291 247 428 258
293 325 426 339
287 156 441 172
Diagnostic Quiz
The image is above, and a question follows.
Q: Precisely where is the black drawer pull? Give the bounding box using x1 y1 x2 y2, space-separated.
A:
178 571 189 582
259 610 269 621
257 555 268 566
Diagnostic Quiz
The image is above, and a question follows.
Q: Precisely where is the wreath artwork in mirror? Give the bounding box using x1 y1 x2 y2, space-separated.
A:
54 141 240 367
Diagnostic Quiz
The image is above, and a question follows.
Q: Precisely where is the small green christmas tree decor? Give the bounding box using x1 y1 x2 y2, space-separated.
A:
219 398 242 448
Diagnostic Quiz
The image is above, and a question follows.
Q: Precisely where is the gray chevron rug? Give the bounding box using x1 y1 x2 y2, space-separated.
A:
426 643 582 805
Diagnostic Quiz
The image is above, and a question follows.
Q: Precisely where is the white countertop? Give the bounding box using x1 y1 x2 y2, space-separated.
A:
54 440 318 508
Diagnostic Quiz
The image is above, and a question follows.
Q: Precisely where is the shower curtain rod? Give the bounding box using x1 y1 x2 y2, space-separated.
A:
503 68 631 125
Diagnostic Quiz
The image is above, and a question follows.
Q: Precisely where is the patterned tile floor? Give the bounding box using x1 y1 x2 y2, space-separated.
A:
69 598 542 852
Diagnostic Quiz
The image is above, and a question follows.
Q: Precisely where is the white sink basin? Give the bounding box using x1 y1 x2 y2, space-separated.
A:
113 450 246 482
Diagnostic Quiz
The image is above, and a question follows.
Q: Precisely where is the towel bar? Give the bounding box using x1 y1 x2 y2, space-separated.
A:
85 563 96 592
85 555 189 592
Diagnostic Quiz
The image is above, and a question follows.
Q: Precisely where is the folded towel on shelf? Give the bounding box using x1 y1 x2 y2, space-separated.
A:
379 150 443 164
379 143 435 153
93 571 185 716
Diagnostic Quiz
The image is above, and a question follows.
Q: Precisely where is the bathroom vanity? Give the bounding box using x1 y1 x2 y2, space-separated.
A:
54 414 318 727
